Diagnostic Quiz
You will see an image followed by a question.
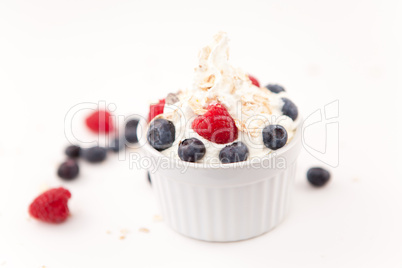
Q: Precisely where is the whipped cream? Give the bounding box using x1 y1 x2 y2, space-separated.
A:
155 32 299 163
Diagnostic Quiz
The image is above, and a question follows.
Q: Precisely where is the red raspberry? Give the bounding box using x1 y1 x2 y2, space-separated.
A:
85 110 114 133
148 99 166 122
29 187 71 223
248 75 260 87
192 103 238 144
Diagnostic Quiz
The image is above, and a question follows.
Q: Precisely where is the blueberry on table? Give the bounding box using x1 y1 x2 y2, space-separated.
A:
219 142 249 164
147 171 152 185
262 125 288 150
109 137 124 153
65 145 81 158
307 167 331 187
266 84 285 94
57 159 79 180
82 146 107 163
281 98 298 121
178 138 206 162
147 119 176 151
125 119 140 143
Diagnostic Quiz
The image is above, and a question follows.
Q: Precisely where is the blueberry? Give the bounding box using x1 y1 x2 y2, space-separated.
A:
109 137 124 153
147 119 176 151
219 142 249 164
281 98 298 121
147 171 152 185
307 167 331 187
125 119 139 143
266 84 285 94
178 138 206 162
65 145 81 158
57 159 79 180
82 146 107 163
262 125 288 150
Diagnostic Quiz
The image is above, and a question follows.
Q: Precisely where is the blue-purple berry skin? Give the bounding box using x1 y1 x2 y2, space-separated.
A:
57 159 79 180
219 142 249 164
82 146 107 163
307 167 331 187
281 98 298 121
178 138 206 162
125 119 139 143
110 137 124 153
266 84 285 94
262 125 288 150
147 172 152 185
147 119 176 151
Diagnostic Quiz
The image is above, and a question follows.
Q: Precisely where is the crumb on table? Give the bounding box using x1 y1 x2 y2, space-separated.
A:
153 215 163 222
139 228 150 233
120 229 129 235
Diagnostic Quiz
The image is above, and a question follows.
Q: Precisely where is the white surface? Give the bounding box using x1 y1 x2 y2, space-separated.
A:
0 0 402 267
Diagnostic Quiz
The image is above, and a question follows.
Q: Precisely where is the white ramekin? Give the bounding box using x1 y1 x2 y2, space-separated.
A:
139 119 302 242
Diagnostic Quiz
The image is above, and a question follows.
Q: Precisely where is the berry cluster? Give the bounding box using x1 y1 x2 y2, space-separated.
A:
146 76 330 185
30 109 141 224
57 110 141 181
146 79 301 164
247 76 330 185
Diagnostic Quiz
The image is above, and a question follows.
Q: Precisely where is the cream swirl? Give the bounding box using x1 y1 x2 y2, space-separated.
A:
157 32 299 162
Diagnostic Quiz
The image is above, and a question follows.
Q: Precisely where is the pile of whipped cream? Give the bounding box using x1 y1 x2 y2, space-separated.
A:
154 32 299 163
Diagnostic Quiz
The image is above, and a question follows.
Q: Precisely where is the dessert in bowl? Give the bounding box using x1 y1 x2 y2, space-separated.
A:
139 32 301 242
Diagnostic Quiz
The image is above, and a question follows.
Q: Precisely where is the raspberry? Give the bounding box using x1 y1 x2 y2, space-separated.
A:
248 75 260 87
29 187 71 223
148 99 165 122
85 110 114 133
192 103 238 144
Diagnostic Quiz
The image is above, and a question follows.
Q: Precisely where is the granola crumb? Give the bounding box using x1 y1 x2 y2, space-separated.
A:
119 236 126 240
139 228 150 233
106 230 111 234
153 215 163 222
120 229 129 235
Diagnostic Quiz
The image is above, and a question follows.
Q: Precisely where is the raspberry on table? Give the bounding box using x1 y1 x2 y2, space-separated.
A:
29 187 71 223
148 99 166 122
85 110 114 133
192 103 238 144
248 75 260 87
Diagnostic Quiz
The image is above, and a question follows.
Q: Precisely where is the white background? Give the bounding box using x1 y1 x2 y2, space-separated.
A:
1 0 402 267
